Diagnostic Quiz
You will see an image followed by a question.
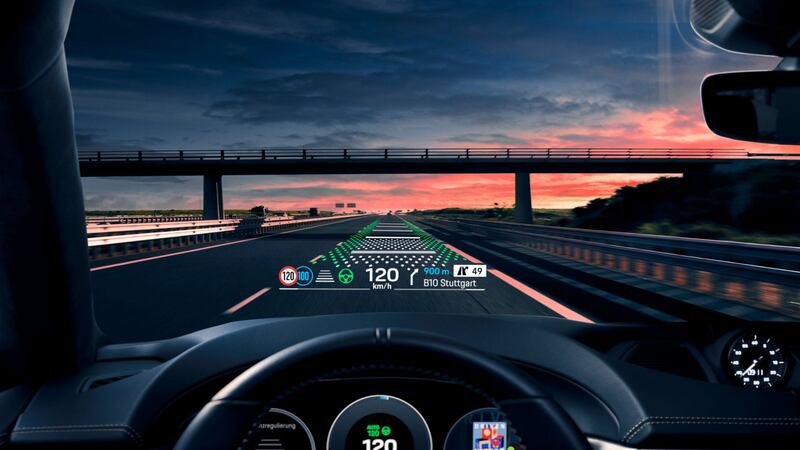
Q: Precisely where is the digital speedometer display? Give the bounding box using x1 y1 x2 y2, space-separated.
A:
345 413 412 450
327 395 432 450
727 333 787 389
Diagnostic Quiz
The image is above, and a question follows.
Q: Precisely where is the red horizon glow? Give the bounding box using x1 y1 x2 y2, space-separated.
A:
217 108 799 212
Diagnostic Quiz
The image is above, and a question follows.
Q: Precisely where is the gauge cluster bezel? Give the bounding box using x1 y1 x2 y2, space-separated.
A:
238 376 497 450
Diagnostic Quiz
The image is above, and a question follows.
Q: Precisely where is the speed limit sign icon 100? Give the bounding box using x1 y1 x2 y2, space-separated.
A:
279 266 298 286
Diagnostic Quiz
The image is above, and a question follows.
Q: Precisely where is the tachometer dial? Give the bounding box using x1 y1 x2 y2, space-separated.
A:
727 333 787 389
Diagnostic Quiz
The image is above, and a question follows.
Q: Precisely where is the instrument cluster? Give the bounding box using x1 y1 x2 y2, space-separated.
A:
239 377 518 450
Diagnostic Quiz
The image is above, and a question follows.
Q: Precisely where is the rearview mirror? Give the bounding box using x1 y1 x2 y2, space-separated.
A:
702 71 800 144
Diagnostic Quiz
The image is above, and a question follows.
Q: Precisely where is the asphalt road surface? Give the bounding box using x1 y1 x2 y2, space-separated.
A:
91 215 583 343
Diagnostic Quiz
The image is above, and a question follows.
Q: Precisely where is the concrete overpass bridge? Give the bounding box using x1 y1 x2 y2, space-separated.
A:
77 148 796 222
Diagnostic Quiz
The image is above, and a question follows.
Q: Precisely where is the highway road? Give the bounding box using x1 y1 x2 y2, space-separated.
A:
91 215 586 343
91 213 797 343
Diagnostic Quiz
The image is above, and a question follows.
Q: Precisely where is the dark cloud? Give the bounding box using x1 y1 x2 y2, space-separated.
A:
84 193 198 210
221 140 262 149
76 133 187 184
103 176 188 184
443 133 529 146
205 71 613 126
75 132 167 151
557 134 597 142
68 58 133 70
70 0 718 136
67 0 786 219
295 130 393 148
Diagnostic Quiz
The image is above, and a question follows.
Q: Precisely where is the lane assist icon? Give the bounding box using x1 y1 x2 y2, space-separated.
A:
337 268 354 284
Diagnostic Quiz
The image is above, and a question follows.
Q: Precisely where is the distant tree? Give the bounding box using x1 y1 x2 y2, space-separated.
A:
569 163 800 235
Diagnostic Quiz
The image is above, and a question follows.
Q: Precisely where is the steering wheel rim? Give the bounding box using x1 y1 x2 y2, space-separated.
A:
174 328 590 450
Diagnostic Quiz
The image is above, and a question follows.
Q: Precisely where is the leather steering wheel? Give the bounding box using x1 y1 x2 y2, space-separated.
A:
174 328 590 450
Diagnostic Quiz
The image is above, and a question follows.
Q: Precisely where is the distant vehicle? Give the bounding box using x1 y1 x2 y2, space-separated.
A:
309 207 319 217
250 205 268 217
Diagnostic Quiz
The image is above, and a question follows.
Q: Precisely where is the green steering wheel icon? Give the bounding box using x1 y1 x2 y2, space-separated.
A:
337 268 354 284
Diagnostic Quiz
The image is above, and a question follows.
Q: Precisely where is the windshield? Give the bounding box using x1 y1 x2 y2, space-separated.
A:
68 0 800 343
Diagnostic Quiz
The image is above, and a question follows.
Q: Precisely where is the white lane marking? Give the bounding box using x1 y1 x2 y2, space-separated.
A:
91 216 367 272
488 269 594 323
223 287 270 314
444 243 594 323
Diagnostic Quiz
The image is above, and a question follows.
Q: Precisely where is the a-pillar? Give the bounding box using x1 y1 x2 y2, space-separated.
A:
514 172 533 223
203 173 224 219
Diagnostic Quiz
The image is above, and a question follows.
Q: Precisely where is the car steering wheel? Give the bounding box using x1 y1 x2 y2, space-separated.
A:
174 328 591 450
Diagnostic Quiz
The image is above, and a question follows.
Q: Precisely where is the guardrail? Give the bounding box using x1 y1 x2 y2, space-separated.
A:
77 148 800 162
432 218 800 319
86 215 207 224
86 216 293 234
451 219 800 270
87 214 366 259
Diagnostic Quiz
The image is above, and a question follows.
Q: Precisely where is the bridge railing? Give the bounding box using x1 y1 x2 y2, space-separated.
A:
76 147 798 163
429 218 800 319
87 214 365 259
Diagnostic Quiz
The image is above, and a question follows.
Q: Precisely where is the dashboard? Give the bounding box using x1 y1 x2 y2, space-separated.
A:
608 327 800 391
8 314 800 449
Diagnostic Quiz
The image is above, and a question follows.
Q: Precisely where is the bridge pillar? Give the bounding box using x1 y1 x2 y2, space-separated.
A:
203 174 224 219
514 172 533 223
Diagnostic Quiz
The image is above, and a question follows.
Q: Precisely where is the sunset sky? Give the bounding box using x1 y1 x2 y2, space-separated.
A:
68 0 799 212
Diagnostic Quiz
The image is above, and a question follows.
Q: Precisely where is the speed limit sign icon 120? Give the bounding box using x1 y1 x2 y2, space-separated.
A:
278 266 298 286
